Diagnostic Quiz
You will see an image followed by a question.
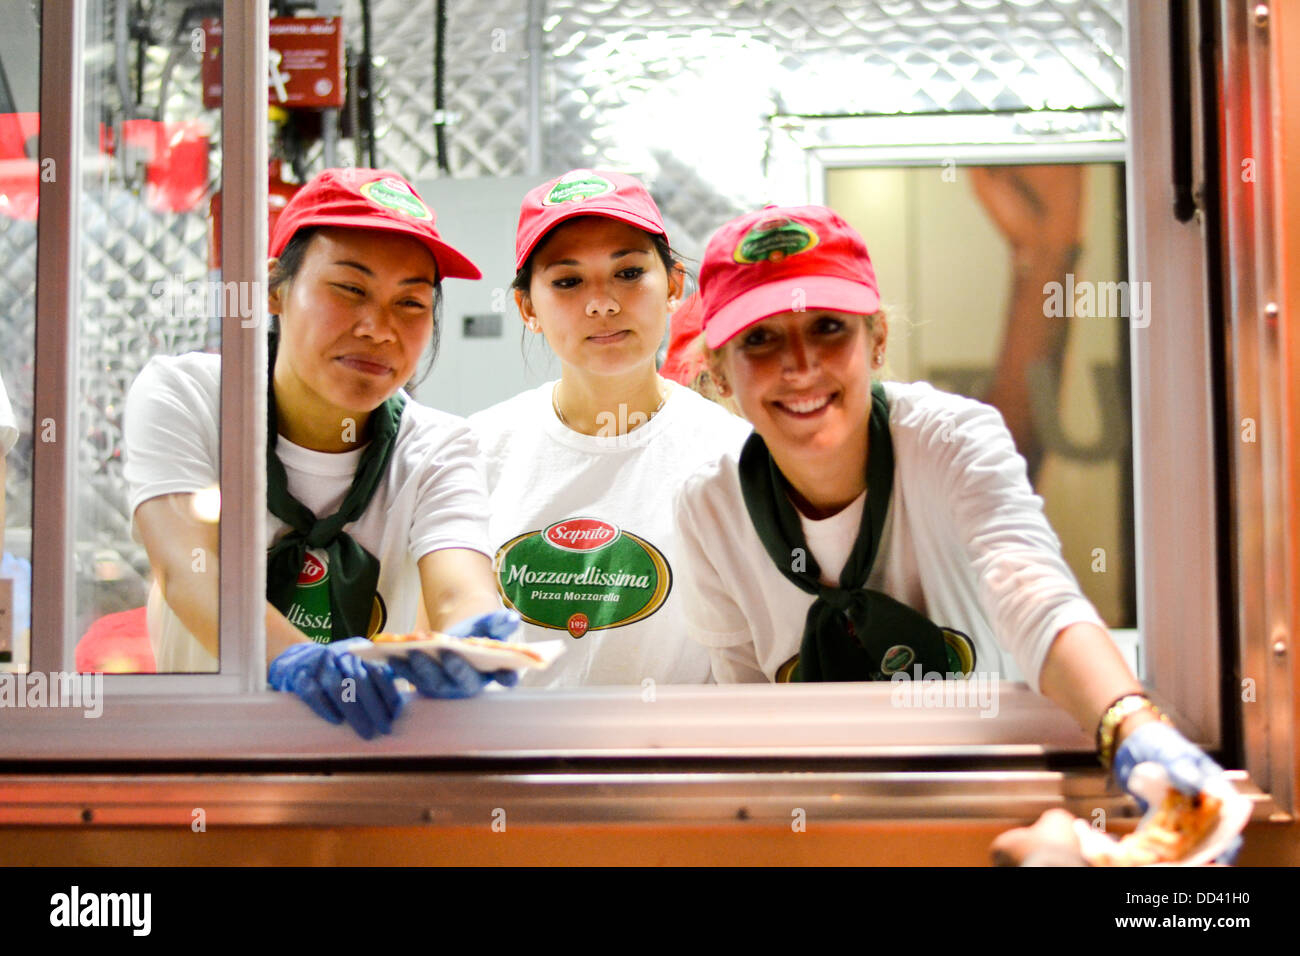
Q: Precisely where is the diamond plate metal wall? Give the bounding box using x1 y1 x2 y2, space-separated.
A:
0 0 1128 595
350 0 531 180
539 0 1126 252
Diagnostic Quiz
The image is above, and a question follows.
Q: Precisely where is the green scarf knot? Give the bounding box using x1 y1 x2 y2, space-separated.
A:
817 587 855 614
738 382 963 682
263 333 407 644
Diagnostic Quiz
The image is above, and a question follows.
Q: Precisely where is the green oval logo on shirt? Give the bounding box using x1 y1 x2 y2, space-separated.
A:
285 548 333 643
494 517 671 637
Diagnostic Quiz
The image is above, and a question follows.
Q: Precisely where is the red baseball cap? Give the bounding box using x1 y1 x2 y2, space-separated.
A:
515 169 667 272
659 292 707 385
698 205 880 349
268 167 481 280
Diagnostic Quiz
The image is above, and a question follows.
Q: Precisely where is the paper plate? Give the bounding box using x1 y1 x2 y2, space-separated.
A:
351 633 565 672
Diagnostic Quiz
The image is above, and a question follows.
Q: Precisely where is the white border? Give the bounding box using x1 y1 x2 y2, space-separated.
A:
0 0 1256 788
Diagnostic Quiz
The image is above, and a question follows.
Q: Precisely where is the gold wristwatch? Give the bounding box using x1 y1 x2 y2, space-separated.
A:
1096 693 1171 769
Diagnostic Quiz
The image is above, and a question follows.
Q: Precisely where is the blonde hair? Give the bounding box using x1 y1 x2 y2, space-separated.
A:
697 310 888 419
678 333 742 416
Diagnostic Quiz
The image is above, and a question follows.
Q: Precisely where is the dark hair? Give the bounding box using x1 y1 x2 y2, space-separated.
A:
267 226 445 387
510 215 687 296
509 217 690 376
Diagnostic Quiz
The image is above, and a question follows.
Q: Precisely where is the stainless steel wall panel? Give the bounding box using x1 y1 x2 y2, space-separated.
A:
1 0 1129 631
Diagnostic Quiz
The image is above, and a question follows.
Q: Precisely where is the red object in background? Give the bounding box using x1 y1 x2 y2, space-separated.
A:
1 114 208 221
120 119 210 213
201 17 345 110
660 292 708 385
208 159 302 269
75 606 156 674
0 112 40 221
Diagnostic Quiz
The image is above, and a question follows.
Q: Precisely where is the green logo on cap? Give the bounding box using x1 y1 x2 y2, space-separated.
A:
733 217 819 264
359 178 433 220
543 171 616 206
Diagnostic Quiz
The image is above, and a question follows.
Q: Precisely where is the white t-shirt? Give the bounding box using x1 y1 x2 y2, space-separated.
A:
123 352 494 672
800 489 867 586
0 368 17 455
673 380 1107 692
469 380 752 687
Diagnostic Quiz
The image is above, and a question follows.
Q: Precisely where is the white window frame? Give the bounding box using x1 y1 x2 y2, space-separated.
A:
4 0 1290 826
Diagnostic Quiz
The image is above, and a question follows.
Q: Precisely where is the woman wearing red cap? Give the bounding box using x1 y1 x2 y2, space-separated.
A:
676 205 1235 827
124 168 518 737
468 170 750 685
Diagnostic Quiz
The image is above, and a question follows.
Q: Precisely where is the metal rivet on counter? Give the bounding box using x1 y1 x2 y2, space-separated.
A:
1254 4 1269 26
1273 639 1287 657
80 808 93 823
1264 302 1279 322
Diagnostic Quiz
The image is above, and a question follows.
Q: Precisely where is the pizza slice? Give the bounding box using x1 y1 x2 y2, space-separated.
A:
445 635 546 664
1094 788 1223 866
371 631 428 643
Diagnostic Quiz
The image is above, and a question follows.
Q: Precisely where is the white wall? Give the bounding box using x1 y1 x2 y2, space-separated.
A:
411 175 561 417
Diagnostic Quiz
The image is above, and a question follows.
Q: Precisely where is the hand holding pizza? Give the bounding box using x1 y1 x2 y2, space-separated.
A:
1114 722 1226 806
386 609 523 698
1114 722 1242 864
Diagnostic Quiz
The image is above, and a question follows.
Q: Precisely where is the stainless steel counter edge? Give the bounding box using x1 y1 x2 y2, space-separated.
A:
0 769 1273 827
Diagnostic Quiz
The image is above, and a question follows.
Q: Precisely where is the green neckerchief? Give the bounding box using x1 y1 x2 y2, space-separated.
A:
264 332 407 643
737 382 954 681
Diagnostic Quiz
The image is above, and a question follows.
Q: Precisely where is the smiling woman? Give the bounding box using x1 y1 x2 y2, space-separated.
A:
268 227 441 451
675 203 1237 834
122 168 522 737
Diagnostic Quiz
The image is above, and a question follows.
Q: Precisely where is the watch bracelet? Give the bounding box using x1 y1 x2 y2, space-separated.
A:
1096 693 1169 769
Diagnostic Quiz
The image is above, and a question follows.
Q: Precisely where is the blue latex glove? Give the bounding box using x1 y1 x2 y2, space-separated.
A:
1114 721 1240 864
1 552 32 636
268 637 404 740
387 609 522 699
1114 722 1224 802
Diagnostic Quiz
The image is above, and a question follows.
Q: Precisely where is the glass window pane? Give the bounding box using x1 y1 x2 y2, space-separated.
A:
75 0 221 673
0 1 41 672
828 162 1138 671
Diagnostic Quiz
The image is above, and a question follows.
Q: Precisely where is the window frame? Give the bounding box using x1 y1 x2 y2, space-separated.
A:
5 0 1290 827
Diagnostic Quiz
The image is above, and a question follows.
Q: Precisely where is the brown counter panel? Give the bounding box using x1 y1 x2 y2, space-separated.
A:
0 819 1296 866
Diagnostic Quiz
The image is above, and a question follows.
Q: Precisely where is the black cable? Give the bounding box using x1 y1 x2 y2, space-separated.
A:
360 0 376 168
134 1 146 108
434 0 449 173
